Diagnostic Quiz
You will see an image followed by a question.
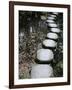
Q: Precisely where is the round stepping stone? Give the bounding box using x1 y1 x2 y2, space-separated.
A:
50 15 56 18
43 39 57 48
47 33 58 40
51 28 60 33
47 17 55 20
31 64 53 78
48 23 58 28
46 20 54 23
37 49 54 61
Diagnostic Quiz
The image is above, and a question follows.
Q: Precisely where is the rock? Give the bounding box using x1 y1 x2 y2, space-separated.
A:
46 20 54 23
41 16 46 20
53 12 59 15
51 28 60 33
37 49 54 61
47 17 55 20
47 33 58 39
50 15 56 18
31 64 53 78
48 23 58 27
43 39 57 47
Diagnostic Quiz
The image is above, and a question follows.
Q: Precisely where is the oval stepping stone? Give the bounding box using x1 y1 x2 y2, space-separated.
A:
50 15 56 18
51 28 60 33
43 39 57 48
46 20 54 23
48 23 58 28
53 12 59 15
47 33 58 40
37 49 54 61
31 64 53 78
47 17 55 20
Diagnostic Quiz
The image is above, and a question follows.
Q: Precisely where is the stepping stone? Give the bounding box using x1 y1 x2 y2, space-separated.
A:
42 39 57 48
37 49 54 62
47 32 58 40
46 20 54 23
48 23 58 28
47 17 55 20
51 28 61 33
31 64 53 78
50 15 56 18
53 12 59 15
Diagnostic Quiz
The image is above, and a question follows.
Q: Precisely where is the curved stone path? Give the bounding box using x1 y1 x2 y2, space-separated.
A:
31 13 62 78
19 12 63 79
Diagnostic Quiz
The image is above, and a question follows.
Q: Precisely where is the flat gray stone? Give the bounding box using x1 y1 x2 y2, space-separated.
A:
31 64 53 78
53 12 59 15
46 20 54 23
51 28 61 33
48 23 58 27
37 49 54 61
47 32 58 39
50 15 56 18
47 17 55 20
41 16 46 20
43 39 57 48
